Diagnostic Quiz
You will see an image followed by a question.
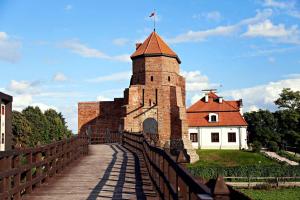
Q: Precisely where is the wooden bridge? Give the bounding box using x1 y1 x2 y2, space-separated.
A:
0 132 250 200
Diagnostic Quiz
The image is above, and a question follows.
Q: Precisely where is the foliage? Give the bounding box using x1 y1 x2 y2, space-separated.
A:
278 151 300 163
12 106 72 148
12 111 32 148
268 141 279 153
252 141 262 153
191 150 278 167
188 165 300 180
239 188 300 200
245 88 300 151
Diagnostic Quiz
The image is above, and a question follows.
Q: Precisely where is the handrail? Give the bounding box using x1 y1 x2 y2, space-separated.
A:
122 132 213 200
0 135 89 199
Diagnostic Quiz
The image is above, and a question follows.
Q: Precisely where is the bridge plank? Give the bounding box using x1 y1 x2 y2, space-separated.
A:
23 144 158 200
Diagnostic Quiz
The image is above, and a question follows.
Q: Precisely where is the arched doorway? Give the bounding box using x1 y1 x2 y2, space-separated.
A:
143 118 158 146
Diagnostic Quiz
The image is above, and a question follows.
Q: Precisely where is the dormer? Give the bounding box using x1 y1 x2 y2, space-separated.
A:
208 113 218 122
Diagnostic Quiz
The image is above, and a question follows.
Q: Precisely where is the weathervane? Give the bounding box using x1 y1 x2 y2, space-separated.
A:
149 9 156 31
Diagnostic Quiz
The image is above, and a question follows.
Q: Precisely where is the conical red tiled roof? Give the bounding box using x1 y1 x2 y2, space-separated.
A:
131 31 181 63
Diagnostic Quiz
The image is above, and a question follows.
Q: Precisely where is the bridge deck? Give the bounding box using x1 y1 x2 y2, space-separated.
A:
23 144 158 200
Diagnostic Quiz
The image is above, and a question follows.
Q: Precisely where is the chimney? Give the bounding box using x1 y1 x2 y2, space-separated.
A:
135 43 142 50
205 93 209 103
219 97 223 103
239 99 243 115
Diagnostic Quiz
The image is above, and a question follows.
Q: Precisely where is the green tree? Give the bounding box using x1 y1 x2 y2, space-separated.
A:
275 88 300 111
12 111 32 148
244 110 280 147
274 88 300 148
22 106 51 146
44 109 71 141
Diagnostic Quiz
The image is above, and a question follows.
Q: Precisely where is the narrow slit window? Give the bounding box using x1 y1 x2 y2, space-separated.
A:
151 76 153 81
168 76 170 82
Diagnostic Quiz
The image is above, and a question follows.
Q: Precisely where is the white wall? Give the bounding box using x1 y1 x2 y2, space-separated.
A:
188 126 248 150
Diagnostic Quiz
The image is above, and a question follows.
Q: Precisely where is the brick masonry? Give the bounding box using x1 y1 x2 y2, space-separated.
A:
78 33 199 162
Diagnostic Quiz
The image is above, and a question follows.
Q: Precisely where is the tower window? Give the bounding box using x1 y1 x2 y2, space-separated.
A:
151 76 153 81
168 76 170 82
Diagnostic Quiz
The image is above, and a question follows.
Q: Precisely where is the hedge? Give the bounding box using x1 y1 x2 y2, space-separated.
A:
187 165 300 179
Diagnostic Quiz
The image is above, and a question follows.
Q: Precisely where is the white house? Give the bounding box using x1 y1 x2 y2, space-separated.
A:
187 91 248 149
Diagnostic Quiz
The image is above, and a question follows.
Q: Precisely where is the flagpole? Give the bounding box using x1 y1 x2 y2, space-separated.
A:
154 9 156 32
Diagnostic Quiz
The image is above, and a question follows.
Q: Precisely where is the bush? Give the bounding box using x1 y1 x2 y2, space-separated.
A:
252 141 262 152
268 141 279 152
187 165 300 179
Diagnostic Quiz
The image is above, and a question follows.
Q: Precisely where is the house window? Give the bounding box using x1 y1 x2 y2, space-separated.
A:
168 76 170 82
151 76 153 81
228 132 236 142
190 133 198 142
1 105 4 115
211 132 219 143
209 113 218 122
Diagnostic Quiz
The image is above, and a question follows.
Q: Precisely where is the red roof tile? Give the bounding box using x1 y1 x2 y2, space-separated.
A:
187 92 247 127
187 92 239 112
187 112 248 127
131 31 181 63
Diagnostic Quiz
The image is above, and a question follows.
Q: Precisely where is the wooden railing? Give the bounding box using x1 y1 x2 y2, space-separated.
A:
0 135 89 200
122 132 214 200
89 131 122 144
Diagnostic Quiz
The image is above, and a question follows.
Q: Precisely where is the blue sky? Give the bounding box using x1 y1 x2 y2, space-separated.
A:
0 0 300 132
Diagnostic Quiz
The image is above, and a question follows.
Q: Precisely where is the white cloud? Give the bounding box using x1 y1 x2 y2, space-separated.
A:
7 80 40 95
0 31 21 63
262 0 295 9
61 39 130 62
193 11 222 21
31 103 58 112
221 74 300 112
65 4 73 11
169 25 237 43
169 9 272 44
112 38 129 46
268 56 276 63
53 72 67 82
243 19 299 38
181 70 211 91
97 95 112 101
87 71 131 83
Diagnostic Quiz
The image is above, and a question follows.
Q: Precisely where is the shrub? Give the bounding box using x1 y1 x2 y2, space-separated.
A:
268 141 279 152
187 165 300 180
252 141 262 152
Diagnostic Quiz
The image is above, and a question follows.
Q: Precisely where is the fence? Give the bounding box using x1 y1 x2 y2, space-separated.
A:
123 132 215 200
0 135 89 200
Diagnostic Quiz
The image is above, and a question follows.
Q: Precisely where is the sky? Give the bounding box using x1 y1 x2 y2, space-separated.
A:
0 0 300 132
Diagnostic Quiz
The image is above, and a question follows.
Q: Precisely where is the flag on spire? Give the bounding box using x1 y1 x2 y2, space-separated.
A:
149 12 155 18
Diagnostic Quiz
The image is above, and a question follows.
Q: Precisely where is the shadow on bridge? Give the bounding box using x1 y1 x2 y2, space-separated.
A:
87 144 149 200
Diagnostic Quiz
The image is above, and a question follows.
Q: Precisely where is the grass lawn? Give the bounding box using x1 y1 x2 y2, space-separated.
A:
192 150 279 167
239 188 300 200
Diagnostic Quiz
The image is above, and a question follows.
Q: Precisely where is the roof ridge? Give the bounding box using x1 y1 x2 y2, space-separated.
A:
154 33 163 54
223 100 239 110
144 32 154 54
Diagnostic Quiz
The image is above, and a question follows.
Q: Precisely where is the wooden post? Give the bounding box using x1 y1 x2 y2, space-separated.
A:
13 155 21 199
25 152 32 194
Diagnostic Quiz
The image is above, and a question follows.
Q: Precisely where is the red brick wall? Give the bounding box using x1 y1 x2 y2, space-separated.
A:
78 98 124 135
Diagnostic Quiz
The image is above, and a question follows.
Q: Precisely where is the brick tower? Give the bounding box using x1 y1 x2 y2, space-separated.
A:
122 31 198 161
